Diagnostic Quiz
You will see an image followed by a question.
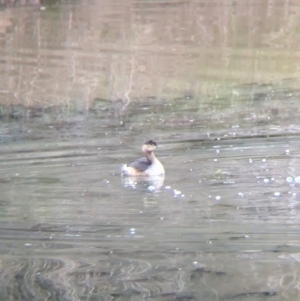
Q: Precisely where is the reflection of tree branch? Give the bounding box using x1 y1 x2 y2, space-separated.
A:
265 16 296 49
122 55 135 112
116 22 141 113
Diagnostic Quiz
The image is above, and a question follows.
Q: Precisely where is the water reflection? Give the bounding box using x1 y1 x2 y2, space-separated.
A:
1 112 300 300
1 0 300 107
1 0 300 300
122 174 165 193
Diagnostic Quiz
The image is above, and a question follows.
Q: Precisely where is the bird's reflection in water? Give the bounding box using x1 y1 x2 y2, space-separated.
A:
122 174 165 193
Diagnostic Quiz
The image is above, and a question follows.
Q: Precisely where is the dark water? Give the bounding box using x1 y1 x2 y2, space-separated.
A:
1 0 300 300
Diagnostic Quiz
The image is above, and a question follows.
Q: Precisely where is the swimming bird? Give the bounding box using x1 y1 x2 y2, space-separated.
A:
122 140 165 176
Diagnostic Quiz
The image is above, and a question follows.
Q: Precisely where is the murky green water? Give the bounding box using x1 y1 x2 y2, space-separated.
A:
1 0 300 300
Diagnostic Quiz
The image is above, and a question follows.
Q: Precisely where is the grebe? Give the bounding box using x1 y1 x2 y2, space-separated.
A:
122 140 165 176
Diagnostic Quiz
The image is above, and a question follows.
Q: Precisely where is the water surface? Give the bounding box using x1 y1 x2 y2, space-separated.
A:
1 0 300 300
1 91 300 300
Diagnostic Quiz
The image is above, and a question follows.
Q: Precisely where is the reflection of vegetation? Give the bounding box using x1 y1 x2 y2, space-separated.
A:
0 79 299 145
0 79 298 124
0 2 299 144
0 1 300 109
